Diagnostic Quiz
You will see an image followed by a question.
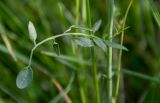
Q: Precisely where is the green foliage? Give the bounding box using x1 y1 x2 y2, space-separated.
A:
0 0 160 103
28 21 37 44
74 37 94 47
105 40 128 51
92 36 106 51
16 67 33 89
92 20 102 33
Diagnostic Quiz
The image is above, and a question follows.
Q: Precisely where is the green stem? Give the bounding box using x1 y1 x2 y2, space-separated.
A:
91 48 100 103
28 48 34 67
86 0 100 103
107 0 114 103
115 0 133 102
82 0 87 25
75 0 87 103
70 25 93 32
78 75 87 103
27 32 90 66
86 0 91 27
76 0 80 25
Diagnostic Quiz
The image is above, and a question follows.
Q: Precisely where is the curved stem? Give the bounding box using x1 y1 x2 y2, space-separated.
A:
28 48 34 66
115 0 133 102
65 25 93 33
27 33 90 66
71 25 93 32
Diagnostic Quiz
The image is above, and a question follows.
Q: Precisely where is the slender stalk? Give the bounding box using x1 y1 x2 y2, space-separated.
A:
107 0 114 103
28 48 34 67
92 48 100 103
34 33 89 49
76 0 80 25
85 0 100 103
27 32 90 66
70 25 93 32
115 0 133 102
75 0 87 103
86 0 91 27
82 0 87 25
78 77 86 103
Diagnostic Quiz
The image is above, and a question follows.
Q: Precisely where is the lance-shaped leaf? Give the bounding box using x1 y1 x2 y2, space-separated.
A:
149 0 160 27
16 67 33 89
92 20 102 33
105 40 128 51
53 42 60 56
92 36 106 51
74 37 94 47
28 21 37 42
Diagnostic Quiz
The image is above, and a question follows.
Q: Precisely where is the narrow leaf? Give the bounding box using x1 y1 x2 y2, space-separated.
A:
149 0 160 27
16 67 33 89
74 37 94 47
0 24 17 61
28 21 37 42
92 36 106 51
53 42 60 56
92 20 102 33
105 40 128 51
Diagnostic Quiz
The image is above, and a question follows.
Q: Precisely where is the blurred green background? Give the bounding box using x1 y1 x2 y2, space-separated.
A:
0 0 160 103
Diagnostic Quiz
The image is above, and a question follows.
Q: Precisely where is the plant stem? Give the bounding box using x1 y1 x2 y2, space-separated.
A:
92 48 100 103
107 0 114 103
86 0 100 103
69 25 93 32
76 0 80 25
28 48 34 67
82 0 87 25
115 0 133 102
27 32 90 66
75 0 87 103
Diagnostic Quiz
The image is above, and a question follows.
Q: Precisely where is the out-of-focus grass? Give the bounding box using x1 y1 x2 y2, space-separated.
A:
0 0 160 103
